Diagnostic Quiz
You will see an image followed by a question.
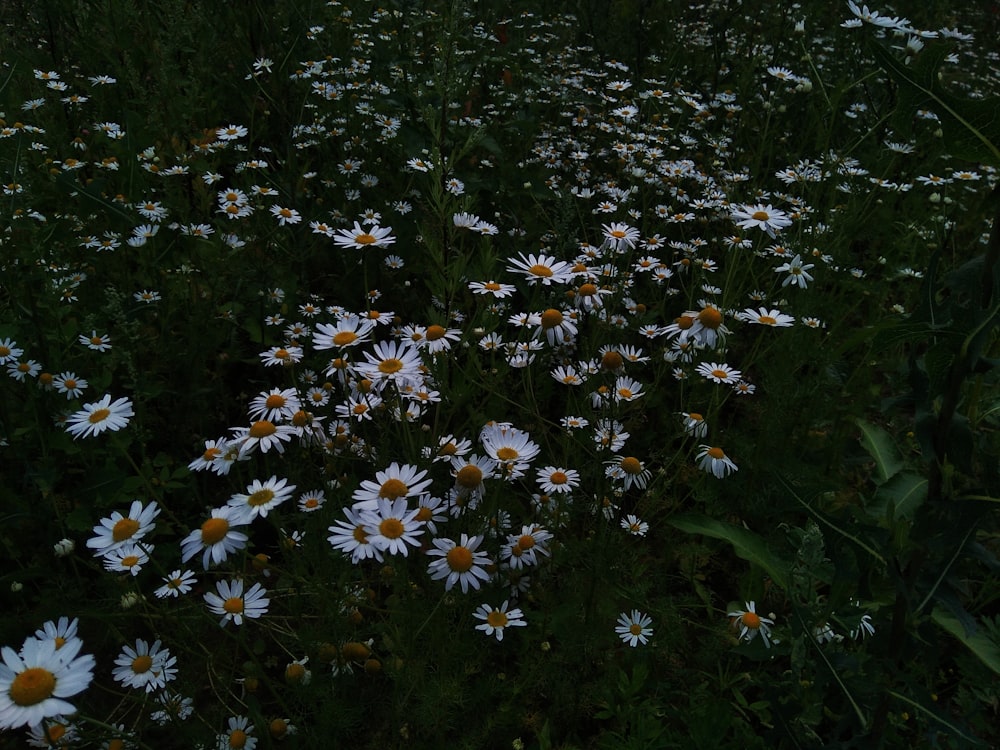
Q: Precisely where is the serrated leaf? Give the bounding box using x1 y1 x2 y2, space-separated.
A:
875 472 927 521
870 41 1000 166
932 607 1000 676
855 419 904 485
669 514 788 590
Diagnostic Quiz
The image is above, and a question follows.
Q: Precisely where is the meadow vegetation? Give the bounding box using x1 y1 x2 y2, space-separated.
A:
1 0 999 747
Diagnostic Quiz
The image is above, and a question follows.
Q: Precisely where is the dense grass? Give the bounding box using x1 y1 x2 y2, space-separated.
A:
1 1 999 748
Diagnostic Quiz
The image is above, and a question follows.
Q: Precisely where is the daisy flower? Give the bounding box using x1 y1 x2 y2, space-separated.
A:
473 600 527 641
298 489 326 513
0 636 95 729
620 514 649 536
154 570 197 599
695 362 742 384
231 420 297 458
774 254 815 288
112 639 177 693
52 372 87 399
269 205 301 225
149 691 193 725
102 542 152 576
739 307 795 327
535 466 580 494
327 507 384 564
601 222 641 252
259 345 304 367
605 456 651 490
218 715 257 750
426 534 491 593
696 445 739 478
0 339 24 364
204 579 270 627
534 308 578 346
32 618 78 650
480 424 541 479
227 476 296 520
26 715 78 746
451 455 497 499
613 376 644 403
332 221 396 249
615 610 653 647
64 394 134 439
468 280 516 298
313 316 376 350
731 203 792 238
351 462 433 510
79 331 111 351
248 388 301 423
680 412 708 438
86 500 160 557
180 506 251 569
728 601 774 647
505 252 573 286
357 340 423 383
361 498 424 556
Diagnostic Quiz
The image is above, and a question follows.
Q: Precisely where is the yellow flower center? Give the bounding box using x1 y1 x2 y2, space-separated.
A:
446 545 474 572
270 719 289 739
517 534 536 550
751 210 770 221
549 471 568 485
711 369 729 380
285 662 306 683
379 478 409 500
201 517 230 545
333 331 358 346
485 282 501 291
0 346 8 356
688 413 703 422
265 394 286 409
378 358 403 374
355 233 376 245
455 465 483 489
89 408 111 424
617 388 634 399
112 517 140 542
379 518 405 539
90 336 104 345
697 306 723 329
674 315 694 330
486 610 508 628
426 325 446 341
620 457 642 474
9 667 56 706
629 623 643 636
601 351 624 370
249 420 277 438
229 728 248 748
527 264 553 277
131 655 153 674
495 447 518 461
203 447 222 461
352 526 368 543
759 315 777 325
540 309 563 329
707 447 725 459
578 283 598 296
610 229 626 238
742 611 761 629
121 555 140 568
247 489 275 507
223 597 244 615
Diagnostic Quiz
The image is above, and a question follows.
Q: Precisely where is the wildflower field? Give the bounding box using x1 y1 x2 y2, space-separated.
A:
2 0 1000 747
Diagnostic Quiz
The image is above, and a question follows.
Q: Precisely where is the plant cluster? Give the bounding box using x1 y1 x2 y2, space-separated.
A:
1 1 999 748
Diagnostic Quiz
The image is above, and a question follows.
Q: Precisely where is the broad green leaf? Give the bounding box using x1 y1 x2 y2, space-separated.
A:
932 607 1000 676
669 514 788 590
869 41 1000 166
855 419 904 485
875 472 927 521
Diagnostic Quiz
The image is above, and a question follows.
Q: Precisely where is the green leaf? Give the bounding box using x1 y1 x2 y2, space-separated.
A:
932 607 1000 676
876 472 927 521
669 514 788 590
869 41 1000 166
855 419 904 485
